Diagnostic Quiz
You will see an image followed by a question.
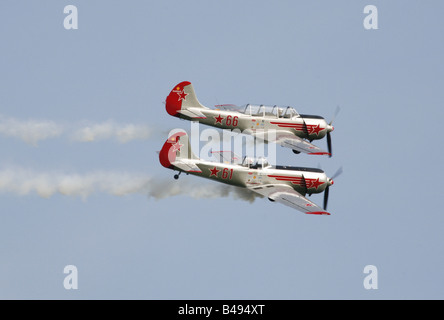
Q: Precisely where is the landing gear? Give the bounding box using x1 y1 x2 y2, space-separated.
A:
174 172 181 180
268 197 275 202
292 149 301 154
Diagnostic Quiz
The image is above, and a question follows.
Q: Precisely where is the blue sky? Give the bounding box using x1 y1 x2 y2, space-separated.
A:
0 1 443 299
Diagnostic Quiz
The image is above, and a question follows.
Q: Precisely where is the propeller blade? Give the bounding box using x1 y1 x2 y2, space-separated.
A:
322 167 342 210
331 166 343 180
327 131 332 157
329 105 341 125
323 185 329 210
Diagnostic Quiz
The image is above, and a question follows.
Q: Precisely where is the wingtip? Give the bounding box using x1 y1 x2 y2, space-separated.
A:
308 152 331 156
306 211 331 215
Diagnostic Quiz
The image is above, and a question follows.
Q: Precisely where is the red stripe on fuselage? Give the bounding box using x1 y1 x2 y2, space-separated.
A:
268 175 325 190
267 175 303 185
268 175 301 179
270 122 304 130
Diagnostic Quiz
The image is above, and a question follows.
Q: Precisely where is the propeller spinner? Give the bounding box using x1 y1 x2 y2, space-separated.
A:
326 106 340 157
323 166 343 210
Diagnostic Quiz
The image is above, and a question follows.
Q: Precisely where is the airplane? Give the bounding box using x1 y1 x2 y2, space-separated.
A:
159 130 342 215
165 81 338 157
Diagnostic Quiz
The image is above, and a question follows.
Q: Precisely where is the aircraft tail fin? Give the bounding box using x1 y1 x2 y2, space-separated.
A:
159 130 199 169
165 81 208 117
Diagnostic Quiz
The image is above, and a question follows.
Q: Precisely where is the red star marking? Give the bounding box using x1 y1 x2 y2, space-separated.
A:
176 90 188 101
307 124 325 136
214 114 224 124
171 142 183 152
209 167 220 177
306 178 325 190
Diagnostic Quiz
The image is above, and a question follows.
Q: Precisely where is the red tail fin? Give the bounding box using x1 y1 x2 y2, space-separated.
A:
165 81 206 116
159 130 198 168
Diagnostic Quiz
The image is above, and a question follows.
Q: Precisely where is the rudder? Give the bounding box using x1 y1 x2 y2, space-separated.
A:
159 130 199 169
165 81 207 117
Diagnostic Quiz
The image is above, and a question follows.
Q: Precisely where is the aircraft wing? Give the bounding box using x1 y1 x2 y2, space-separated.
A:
248 184 330 215
178 108 207 119
172 159 202 173
253 131 330 156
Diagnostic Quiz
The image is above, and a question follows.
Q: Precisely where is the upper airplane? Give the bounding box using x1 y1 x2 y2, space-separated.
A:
165 81 337 156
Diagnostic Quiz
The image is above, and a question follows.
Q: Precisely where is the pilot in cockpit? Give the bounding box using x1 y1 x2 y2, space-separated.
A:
243 157 270 169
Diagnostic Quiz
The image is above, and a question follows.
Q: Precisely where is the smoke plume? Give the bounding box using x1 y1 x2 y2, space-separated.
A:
0 167 261 202
70 121 152 143
0 115 63 146
0 115 153 145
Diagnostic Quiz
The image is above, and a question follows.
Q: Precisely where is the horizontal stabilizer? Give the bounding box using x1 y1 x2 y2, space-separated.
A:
172 159 202 173
178 108 207 119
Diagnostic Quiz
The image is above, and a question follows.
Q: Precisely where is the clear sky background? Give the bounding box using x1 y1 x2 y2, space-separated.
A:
0 1 443 299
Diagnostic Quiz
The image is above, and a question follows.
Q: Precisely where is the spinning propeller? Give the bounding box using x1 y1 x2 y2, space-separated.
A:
323 166 343 210
326 106 340 158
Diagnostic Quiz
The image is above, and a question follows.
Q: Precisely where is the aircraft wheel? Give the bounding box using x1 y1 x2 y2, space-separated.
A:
268 197 275 202
174 174 179 180
292 150 301 154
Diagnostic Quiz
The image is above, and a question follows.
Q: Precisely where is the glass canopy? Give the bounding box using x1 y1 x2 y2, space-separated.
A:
214 104 300 119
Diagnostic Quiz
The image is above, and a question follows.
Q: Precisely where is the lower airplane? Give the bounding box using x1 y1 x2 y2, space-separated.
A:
159 130 341 215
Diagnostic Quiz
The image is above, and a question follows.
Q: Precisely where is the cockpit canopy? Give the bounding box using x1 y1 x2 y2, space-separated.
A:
215 104 300 119
242 156 271 169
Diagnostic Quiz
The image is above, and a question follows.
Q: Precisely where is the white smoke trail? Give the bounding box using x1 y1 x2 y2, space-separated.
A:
0 167 261 202
0 167 151 198
150 178 261 203
0 115 63 146
0 115 153 145
70 121 152 143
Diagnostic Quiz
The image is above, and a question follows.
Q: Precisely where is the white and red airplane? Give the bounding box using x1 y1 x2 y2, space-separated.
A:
165 81 338 156
159 130 342 215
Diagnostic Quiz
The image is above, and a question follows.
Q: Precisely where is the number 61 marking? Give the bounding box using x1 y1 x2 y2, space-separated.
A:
222 168 234 180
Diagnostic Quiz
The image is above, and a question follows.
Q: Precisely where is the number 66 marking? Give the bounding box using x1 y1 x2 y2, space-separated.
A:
226 115 238 126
